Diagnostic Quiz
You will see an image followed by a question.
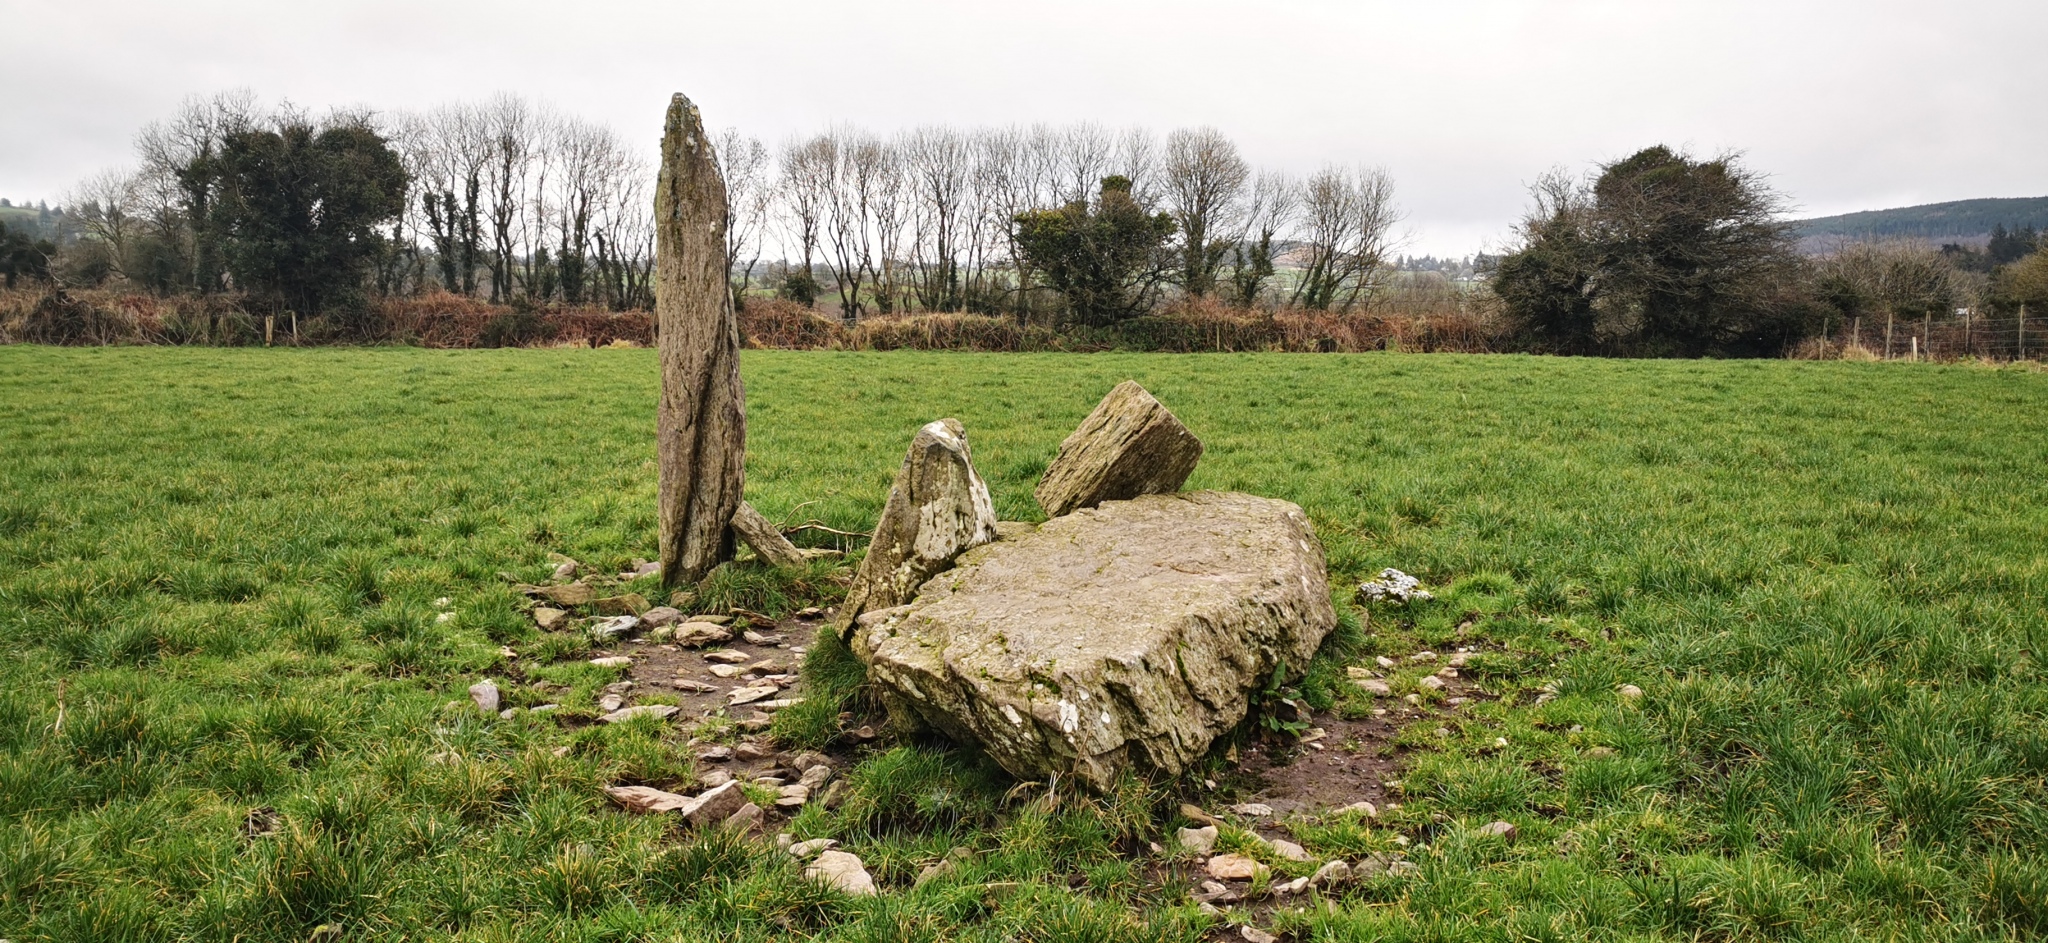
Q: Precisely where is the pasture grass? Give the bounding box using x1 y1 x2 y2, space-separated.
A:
1 346 2045 941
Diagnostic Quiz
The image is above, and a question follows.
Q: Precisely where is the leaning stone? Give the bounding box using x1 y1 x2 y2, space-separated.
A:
679 781 748 827
599 705 678 724
1033 381 1203 518
856 491 1333 789
468 680 500 715
835 418 998 636
605 785 691 814
655 91 746 588
805 849 879 896
1176 825 1218 855
731 500 808 567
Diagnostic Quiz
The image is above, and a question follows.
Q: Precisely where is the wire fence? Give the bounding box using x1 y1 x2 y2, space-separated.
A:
1828 309 2044 362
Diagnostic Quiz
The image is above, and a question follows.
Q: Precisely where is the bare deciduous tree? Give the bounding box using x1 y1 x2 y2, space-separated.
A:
716 129 770 309
1291 165 1400 311
1162 127 1250 297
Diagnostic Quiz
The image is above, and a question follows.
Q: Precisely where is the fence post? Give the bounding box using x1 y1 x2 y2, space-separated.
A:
1965 309 1973 357
1911 336 1919 362
1923 313 1931 361
2022 305 2029 361
1853 316 1861 352
264 316 274 347
1885 313 1894 359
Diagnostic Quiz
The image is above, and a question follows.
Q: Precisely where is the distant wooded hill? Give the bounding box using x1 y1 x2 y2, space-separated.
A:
1793 196 2048 249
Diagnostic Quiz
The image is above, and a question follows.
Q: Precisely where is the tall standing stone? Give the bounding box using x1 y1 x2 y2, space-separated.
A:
656 93 746 588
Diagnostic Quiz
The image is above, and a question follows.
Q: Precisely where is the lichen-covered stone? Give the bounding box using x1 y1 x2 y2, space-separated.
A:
835 419 998 635
855 491 1334 789
1034 381 1203 518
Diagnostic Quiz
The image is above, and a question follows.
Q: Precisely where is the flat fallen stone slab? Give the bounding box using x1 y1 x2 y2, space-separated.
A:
856 491 1335 789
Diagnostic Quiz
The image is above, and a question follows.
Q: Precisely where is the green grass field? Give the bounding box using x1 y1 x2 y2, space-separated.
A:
2 347 2045 942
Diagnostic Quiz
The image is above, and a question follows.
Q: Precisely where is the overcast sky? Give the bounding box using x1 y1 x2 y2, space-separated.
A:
4 0 2044 256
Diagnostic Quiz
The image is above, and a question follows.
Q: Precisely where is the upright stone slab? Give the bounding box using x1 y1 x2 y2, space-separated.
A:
854 491 1335 790
655 93 746 587
1034 381 1203 518
835 419 998 637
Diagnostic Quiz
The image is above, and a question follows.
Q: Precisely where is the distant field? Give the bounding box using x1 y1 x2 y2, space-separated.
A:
2 347 2045 941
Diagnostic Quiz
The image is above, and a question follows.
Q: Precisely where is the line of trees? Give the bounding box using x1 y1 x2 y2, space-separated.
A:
48 93 1408 329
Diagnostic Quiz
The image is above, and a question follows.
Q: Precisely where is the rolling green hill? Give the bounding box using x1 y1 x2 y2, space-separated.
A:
1794 196 2048 245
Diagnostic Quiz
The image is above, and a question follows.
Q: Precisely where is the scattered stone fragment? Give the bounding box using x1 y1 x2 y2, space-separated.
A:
1229 803 1275 818
642 606 685 627
836 418 1000 633
724 802 763 831
805 849 879 896
1270 839 1313 862
791 751 831 770
590 615 639 640
798 765 834 789
1436 667 1459 679
679 781 749 828
1417 676 1446 691
709 664 746 678
536 583 595 607
675 679 718 693
1353 679 1392 696
1447 652 1472 667
598 693 625 712
1033 380 1204 518
1177 825 1219 855
689 613 734 625
757 697 805 712
704 649 751 664
598 704 678 724
699 745 733 762
1618 684 1645 700
698 769 733 789
1192 879 1240 904
533 607 569 631
789 838 839 858
734 741 772 761
589 656 632 669
1206 854 1267 881
1240 926 1278 943
628 561 662 580
796 607 823 620
1409 651 1438 662
1311 860 1352 887
1180 803 1224 828
819 780 847 810
731 608 779 629
596 594 650 616
468 680 500 715
605 785 692 813
1477 821 1519 842
1272 876 1311 897
729 684 780 706
551 560 579 582
1388 860 1420 877
1336 800 1379 818
1358 568 1433 604
776 784 810 807
742 629 781 645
